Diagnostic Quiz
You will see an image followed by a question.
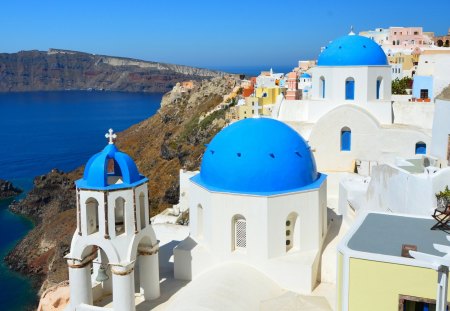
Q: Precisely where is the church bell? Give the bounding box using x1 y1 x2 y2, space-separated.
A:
96 266 109 282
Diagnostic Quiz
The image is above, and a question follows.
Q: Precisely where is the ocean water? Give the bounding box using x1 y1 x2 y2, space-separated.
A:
0 91 162 310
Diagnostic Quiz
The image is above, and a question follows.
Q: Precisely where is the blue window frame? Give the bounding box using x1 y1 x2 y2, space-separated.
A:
345 78 355 100
341 128 351 151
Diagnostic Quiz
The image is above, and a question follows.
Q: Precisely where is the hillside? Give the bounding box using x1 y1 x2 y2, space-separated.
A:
5 75 240 298
0 49 225 92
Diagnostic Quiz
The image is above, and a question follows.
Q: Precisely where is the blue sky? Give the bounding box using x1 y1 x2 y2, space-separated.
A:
1 0 449 70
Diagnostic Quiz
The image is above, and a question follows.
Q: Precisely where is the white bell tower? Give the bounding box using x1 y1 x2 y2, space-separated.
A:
66 129 160 311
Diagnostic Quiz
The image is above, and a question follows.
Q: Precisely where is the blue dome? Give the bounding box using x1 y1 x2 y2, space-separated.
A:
300 73 311 78
191 118 322 195
76 143 147 190
317 35 388 66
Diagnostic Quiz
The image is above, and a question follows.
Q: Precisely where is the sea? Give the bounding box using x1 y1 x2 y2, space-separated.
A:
0 91 163 311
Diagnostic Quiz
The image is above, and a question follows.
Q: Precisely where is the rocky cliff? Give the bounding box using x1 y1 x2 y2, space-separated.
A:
0 179 22 199
0 49 225 93
5 76 239 298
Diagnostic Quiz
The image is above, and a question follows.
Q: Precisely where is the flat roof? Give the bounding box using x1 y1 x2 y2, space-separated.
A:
347 213 448 257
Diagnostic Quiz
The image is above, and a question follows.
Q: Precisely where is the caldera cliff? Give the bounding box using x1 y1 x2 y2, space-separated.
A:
0 49 225 92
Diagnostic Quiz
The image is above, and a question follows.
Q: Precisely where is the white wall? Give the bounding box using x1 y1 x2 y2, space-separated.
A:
392 101 435 129
307 105 432 172
431 99 450 162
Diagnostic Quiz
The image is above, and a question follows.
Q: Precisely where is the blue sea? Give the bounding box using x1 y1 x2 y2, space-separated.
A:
0 91 162 310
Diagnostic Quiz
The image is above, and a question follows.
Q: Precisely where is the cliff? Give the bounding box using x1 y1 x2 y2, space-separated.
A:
5 76 239 298
0 49 225 93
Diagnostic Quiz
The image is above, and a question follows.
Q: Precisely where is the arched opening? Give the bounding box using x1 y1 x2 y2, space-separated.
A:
341 127 352 151
319 76 326 99
73 245 114 307
437 39 443 47
376 77 383 100
345 77 355 100
286 212 300 252
197 204 204 237
114 197 125 236
415 142 427 155
86 198 99 235
446 40 450 47
232 214 247 251
139 192 146 230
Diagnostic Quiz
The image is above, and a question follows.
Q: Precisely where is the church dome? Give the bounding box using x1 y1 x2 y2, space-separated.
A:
192 118 319 194
76 130 147 190
317 34 388 66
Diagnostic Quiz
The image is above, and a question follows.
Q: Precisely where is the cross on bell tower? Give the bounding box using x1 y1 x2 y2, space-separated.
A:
105 128 117 144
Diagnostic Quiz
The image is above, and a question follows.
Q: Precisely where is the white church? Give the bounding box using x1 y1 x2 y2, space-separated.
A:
62 32 450 311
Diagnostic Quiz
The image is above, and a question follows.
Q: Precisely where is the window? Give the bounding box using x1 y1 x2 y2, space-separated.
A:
341 127 351 151
115 197 125 235
420 89 429 99
376 77 383 100
86 198 99 235
414 31 419 35
286 212 300 252
319 76 325 98
197 204 204 237
139 192 146 230
345 78 355 100
233 215 246 251
415 142 426 155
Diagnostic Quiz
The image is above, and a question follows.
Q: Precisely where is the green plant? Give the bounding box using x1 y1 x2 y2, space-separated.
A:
392 77 413 95
436 186 450 207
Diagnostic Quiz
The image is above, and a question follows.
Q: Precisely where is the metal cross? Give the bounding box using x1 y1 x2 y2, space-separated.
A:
105 128 117 144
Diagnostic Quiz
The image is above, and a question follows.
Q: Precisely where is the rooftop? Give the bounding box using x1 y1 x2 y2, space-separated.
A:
347 213 448 257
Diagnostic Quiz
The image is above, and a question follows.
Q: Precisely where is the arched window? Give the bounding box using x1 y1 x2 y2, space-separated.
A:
286 212 300 252
86 198 99 235
415 142 426 155
392 40 395 46
341 127 351 151
115 197 125 235
232 215 247 251
345 77 355 100
319 76 325 99
376 77 383 100
139 192 146 230
197 204 204 237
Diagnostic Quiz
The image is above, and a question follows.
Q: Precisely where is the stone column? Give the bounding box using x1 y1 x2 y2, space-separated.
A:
111 263 136 311
138 243 160 300
67 259 93 308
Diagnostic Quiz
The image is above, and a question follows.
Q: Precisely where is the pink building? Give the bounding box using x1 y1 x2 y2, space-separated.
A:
389 27 433 48
285 72 300 100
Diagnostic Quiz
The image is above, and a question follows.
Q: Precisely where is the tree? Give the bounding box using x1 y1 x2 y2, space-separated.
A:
392 77 413 95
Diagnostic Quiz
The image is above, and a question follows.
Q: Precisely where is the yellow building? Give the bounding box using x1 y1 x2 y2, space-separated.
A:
255 86 286 105
337 212 450 311
388 52 419 71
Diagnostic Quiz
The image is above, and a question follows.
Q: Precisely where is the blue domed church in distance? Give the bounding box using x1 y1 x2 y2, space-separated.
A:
174 117 328 294
276 32 431 175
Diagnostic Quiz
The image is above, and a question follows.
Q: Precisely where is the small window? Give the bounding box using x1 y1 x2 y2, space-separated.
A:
415 142 426 155
319 76 326 99
376 78 383 100
345 78 355 100
420 89 429 99
341 127 351 151
233 215 247 251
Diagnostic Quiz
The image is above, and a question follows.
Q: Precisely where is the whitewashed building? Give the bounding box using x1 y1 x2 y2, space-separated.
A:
174 117 328 293
65 130 160 311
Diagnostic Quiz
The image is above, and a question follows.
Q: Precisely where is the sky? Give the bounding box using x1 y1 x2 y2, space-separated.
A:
1 0 449 71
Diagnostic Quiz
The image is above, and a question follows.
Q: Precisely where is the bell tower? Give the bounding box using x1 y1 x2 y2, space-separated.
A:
66 129 160 311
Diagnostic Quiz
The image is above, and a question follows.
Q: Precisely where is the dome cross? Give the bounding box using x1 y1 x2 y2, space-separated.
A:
105 128 117 144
